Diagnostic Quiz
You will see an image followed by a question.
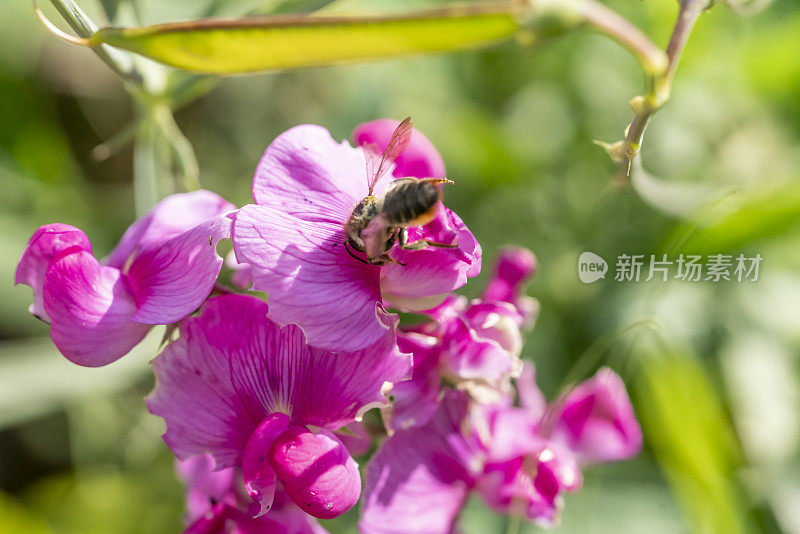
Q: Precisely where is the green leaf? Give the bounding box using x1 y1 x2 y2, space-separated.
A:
87 4 525 75
662 182 800 255
635 351 756 534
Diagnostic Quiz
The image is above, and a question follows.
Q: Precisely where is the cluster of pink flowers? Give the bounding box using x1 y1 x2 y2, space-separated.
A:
16 119 642 533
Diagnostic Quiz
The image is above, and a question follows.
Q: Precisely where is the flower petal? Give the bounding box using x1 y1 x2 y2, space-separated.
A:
15 224 92 321
175 455 237 525
233 203 394 352
381 207 481 306
360 391 482 534
105 190 235 270
127 213 233 324
352 119 446 179
552 368 643 464
269 426 360 519
482 247 538 327
441 318 514 384
242 413 291 517
387 332 442 431
148 294 410 469
516 363 547 421
43 249 149 366
252 124 369 224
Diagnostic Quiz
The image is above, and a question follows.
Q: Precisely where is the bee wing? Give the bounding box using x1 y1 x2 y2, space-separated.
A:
363 142 383 192
367 117 413 195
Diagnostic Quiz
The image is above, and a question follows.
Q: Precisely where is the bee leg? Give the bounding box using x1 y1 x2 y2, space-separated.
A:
397 228 458 250
344 240 370 265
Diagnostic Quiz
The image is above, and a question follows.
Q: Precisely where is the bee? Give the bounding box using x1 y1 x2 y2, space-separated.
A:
344 117 457 266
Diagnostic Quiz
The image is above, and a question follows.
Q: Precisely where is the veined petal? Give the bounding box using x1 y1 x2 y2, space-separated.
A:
552 368 642 464
43 249 149 366
381 208 481 306
15 224 92 321
106 190 235 270
233 203 394 352
252 124 369 224
148 295 410 469
269 427 360 519
127 213 233 324
360 392 482 534
352 119 446 179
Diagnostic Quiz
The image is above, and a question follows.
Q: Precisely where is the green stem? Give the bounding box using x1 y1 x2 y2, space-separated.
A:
47 0 141 83
616 0 713 179
152 103 201 192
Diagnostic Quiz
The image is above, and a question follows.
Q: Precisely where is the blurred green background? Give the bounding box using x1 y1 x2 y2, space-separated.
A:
2 0 800 532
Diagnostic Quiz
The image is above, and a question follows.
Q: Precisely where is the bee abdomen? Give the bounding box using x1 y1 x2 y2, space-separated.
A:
382 180 440 226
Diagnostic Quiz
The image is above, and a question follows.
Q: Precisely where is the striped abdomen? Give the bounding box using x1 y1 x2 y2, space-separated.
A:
381 178 441 227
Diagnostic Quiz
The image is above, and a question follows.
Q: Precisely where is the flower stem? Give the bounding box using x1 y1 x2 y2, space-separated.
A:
46 0 141 83
616 0 715 181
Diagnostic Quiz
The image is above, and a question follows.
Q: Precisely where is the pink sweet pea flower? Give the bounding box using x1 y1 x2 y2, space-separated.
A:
232 122 481 352
175 455 329 534
362 366 642 532
15 191 234 367
383 248 538 430
148 294 411 520
550 368 644 464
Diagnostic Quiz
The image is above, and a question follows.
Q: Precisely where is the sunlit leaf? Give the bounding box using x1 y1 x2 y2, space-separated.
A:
87 4 526 74
636 351 756 534
662 182 800 255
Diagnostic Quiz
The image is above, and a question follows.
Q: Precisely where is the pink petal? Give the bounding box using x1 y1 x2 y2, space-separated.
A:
127 213 233 324
552 368 643 464
235 490 332 534
15 224 92 321
252 124 371 224
148 294 410 469
482 247 537 304
477 405 542 464
269 426 360 519
462 301 525 356
387 332 443 431
381 207 482 307
441 318 513 384
105 190 235 270
242 413 291 517
482 247 539 327
517 363 547 421
360 392 482 534
43 249 149 367
477 452 569 525
233 203 395 352
352 119 446 179
175 455 237 525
